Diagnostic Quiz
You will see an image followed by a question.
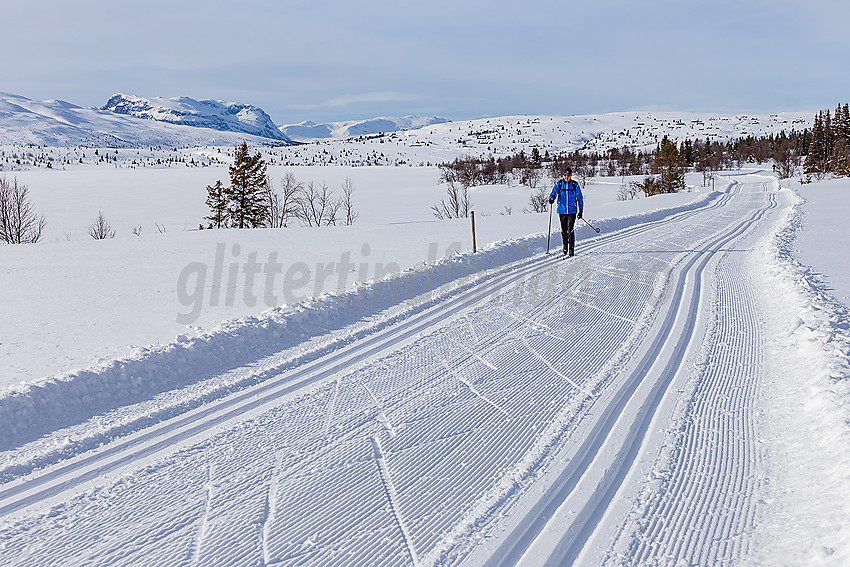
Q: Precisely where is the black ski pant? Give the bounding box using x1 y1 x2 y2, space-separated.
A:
559 213 576 254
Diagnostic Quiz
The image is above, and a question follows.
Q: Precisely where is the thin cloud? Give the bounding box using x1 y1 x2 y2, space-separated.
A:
294 92 428 111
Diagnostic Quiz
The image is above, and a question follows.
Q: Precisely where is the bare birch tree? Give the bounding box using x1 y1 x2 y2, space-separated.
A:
297 181 340 227
266 172 304 228
527 186 549 213
432 184 472 219
341 177 358 226
0 177 46 244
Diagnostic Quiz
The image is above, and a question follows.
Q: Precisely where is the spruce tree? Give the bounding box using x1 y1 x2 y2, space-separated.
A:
655 136 685 193
833 104 850 176
530 147 542 168
226 142 270 228
824 110 834 172
805 111 829 177
680 139 695 168
204 180 228 228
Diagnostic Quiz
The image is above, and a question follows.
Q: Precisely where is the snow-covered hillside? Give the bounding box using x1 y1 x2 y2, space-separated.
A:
306 110 811 162
254 111 815 168
102 94 293 142
0 91 813 167
0 93 292 148
243 111 813 168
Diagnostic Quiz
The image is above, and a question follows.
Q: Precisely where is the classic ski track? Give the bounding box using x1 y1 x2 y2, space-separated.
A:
544 189 776 567
0 188 733 520
467 183 775 567
599 201 768 566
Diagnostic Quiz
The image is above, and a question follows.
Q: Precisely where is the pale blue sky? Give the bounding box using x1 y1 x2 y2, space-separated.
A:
3 0 848 124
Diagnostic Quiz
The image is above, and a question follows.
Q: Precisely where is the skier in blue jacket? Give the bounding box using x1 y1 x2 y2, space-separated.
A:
549 167 584 256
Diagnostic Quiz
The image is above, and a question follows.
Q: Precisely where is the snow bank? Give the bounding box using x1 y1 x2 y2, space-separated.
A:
749 184 850 565
794 178 850 304
0 189 720 472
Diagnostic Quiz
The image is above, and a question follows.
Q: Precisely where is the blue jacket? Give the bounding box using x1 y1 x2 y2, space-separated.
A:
549 179 583 214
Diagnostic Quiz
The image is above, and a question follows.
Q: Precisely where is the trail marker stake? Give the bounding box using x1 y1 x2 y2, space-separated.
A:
471 211 477 253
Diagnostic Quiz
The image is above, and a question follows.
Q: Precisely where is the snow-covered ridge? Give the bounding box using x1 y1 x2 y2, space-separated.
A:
275 111 813 168
281 111 812 151
0 92 292 148
102 94 293 143
280 116 450 141
396 111 813 155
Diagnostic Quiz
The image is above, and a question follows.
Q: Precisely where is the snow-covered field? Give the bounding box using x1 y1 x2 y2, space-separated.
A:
1 145 849 564
1 165 707 388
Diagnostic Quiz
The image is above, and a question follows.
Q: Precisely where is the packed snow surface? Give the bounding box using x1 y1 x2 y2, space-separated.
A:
1 160 849 566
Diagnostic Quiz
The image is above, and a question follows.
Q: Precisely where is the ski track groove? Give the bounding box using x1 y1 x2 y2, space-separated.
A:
0 181 784 566
322 375 342 435
641 262 762 565
361 380 398 438
600 184 771 567
450 338 499 371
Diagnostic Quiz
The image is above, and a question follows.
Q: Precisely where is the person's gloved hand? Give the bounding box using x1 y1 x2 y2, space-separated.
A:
548 199 554 205
577 209 583 219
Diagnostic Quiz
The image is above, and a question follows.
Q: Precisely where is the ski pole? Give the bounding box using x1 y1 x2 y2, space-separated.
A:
581 216 600 234
546 202 553 254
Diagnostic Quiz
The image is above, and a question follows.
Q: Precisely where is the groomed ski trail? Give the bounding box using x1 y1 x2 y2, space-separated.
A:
0 177 789 566
589 184 776 567
462 180 777 567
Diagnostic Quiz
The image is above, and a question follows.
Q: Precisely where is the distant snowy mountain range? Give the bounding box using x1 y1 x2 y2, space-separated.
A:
0 92 293 147
0 92 451 147
279 116 450 141
0 92 815 161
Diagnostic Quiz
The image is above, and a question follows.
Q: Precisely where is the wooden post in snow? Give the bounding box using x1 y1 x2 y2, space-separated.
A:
471 211 477 253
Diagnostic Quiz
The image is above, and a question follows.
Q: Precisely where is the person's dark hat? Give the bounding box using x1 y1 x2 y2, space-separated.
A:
563 167 572 175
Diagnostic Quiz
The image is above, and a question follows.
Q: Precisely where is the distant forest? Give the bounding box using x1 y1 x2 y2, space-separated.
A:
438 104 850 192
